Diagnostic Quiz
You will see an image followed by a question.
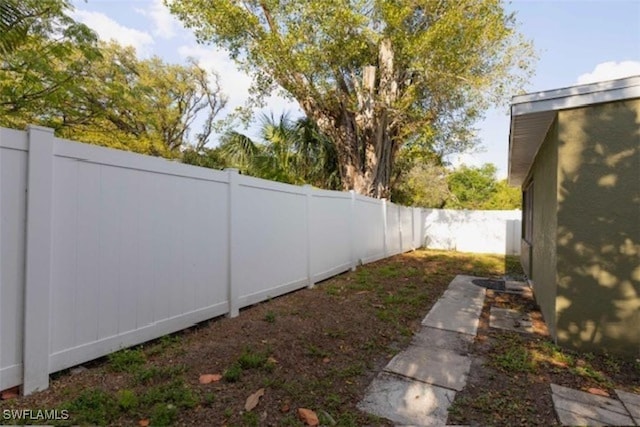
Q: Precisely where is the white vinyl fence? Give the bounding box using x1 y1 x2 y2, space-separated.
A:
422 208 521 255
0 126 424 395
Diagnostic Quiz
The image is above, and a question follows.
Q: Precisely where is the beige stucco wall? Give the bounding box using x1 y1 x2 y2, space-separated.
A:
555 98 640 357
526 118 559 337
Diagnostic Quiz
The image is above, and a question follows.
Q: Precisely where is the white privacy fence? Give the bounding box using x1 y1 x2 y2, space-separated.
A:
422 208 521 255
0 126 423 395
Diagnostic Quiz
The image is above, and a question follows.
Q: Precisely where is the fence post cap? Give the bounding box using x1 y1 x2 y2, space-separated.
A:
26 125 55 133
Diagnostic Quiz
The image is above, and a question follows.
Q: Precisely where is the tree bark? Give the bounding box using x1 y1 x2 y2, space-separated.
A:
297 39 399 199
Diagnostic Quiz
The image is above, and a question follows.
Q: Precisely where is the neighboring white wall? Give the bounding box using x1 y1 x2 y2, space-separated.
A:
0 126 421 395
422 209 521 255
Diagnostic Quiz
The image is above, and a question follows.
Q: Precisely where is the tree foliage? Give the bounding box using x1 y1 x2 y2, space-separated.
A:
58 43 227 156
183 113 341 189
0 0 100 126
391 145 450 207
0 1 227 157
169 0 535 197
445 163 521 210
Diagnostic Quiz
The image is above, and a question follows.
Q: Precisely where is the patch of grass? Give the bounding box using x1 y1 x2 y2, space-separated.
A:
571 364 609 385
305 344 330 359
140 379 198 410
150 403 178 426
202 392 215 407
116 389 139 411
264 311 277 323
222 363 242 382
377 265 400 278
534 341 575 367
333 362 365 378
325 393 343 409
603 353 621 374
490 335 536 373
238 348 269 369
242 410 260 426
108 348 146 373
134 364 187 384
449 391 536 424
64 389 117 425
494 347 536 373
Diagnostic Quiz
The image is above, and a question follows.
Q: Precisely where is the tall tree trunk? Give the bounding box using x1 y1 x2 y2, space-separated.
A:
299 39 398 199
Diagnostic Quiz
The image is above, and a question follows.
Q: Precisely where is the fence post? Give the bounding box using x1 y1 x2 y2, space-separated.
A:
226 168 240 318
303 185 314 288
349 190 357 271
23 126 55 395
397 204 402 253
381 199 388 258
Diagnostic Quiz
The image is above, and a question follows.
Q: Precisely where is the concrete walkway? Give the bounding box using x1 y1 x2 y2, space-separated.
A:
358 275 485 426
358 274 640 426
552 384 640 426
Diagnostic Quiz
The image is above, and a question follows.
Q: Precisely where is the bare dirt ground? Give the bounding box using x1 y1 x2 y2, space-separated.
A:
1 249 638 426
448 286 640 426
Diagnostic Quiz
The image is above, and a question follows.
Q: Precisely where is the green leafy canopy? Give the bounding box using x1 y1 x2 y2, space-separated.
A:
169 0 535 197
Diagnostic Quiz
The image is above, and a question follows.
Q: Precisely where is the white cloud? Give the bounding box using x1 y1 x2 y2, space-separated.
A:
135 0 179 39
71 9 154 55
576 61 640 85
178 44 301 131
178 45 252 110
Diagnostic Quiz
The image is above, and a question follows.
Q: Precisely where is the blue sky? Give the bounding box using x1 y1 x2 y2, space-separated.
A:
70 0 640 178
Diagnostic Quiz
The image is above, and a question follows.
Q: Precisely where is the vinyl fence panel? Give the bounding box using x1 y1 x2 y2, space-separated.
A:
422 209 521 255
308 189 353 284
0 125 520 395
232 175 308 310
0 128 29 391
353 195 386 264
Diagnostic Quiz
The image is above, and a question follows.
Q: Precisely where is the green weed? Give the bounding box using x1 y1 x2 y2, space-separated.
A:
108 348 146 373
377 265 400 278
238 348 269 369
264 311 277 323
116 389 138 411
305 344 330 359
134 364 187 384
65 389 117 425
223 363 242 382
150 403 178 426
242 410 260 426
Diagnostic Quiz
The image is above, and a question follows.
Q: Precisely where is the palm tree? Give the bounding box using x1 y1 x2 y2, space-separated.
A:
210 112 341 189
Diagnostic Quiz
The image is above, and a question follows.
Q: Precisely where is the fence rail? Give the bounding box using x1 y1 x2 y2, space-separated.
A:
0 125 520 395
0 126 427 394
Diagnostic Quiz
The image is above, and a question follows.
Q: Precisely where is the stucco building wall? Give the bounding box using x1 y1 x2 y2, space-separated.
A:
554 99 640 357
526 118 559 338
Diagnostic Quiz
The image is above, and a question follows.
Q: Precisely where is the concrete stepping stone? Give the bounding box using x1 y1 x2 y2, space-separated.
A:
445 275 487 299
489 307 533 333
357 372 455 426
410 327 474 355
551 384 634 426
384 345 472 391
616 389 640 424
422 289 485 336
